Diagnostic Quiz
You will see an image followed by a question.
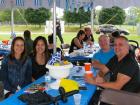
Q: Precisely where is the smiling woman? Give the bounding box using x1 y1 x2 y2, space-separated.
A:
30 36 51 80
0 37 32 98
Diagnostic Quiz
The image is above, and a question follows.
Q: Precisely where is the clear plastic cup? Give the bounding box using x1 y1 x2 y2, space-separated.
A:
73 93 81 105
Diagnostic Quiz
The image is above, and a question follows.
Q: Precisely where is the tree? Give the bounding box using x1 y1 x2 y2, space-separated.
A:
24 8 35 24
0 9 11 23
98 6 126 25
0 9 26 24
37 8 51 26
64 7 91 28
77 7 91 28
14 8 26 24
25 8 51 27
64 11 73 25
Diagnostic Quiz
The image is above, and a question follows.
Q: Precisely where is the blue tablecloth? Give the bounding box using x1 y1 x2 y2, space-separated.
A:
0 76 96 105
65 53 94 63
0 50 10 56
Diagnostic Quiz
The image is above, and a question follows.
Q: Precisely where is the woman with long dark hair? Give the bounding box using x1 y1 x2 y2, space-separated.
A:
30 36 51 80
1 37 32 97
69 30 85 53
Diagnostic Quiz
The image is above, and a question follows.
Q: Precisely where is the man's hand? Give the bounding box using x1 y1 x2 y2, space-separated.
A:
84 75 96 85
95 75 105 84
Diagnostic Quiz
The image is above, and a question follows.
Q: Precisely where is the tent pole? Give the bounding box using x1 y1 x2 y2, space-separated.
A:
91 8 94 34
11 0 14 39
91 0 94 34
53 0 56 54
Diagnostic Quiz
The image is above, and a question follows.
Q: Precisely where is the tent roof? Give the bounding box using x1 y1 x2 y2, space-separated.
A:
0 0 140 10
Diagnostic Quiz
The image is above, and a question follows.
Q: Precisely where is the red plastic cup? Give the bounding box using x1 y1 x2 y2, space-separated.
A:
2 40 9 45
84 63 91 71
85 71 93 78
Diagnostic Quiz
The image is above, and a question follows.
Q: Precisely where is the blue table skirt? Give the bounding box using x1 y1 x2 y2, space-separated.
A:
65 56 91 63
0 50 10 56
0 76 96 105
64 52 94 63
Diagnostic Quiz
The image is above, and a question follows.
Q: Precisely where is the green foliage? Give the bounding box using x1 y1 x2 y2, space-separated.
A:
24 8 51 26
98 6 126 25
64 9 77 24
64 7 91 28
77 7 91 27
0 9 26 23
14 8 26 24
24 8 34 24
0 9 11 22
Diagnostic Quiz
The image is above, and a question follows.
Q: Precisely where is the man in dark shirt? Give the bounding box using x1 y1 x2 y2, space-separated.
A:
56 20 64 44
85 36 140 92
23 30 33 55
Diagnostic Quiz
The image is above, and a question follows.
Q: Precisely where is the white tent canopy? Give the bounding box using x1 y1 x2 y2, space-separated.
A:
0 0 140 10
56 0 140 9
0 0 140 53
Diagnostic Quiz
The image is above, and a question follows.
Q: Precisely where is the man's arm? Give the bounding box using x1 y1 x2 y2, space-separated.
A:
92 60 109 76
87 73 131 90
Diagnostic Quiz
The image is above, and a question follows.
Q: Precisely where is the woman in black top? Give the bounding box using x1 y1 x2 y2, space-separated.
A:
69 30 85 53
30 36 51 80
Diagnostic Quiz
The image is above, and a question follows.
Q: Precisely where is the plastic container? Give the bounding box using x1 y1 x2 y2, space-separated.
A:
45 71 51 82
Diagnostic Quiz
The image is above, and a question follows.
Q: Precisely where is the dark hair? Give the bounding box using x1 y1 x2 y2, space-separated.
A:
48 34 53 44
76 30 85 38
9 37 26 61
112 31 120 37
23 30 31 39
33 36 50 63
115 35 128 41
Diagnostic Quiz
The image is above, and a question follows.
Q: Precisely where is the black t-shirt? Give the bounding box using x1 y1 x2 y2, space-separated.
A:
30 54 49 80
69 37 83 53
83 34 94 42
106 52 140 92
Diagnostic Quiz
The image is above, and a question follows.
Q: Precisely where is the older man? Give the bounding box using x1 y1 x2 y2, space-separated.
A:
86 36 140 92
92 35 115 64
86 36 140 105
83 27 94 45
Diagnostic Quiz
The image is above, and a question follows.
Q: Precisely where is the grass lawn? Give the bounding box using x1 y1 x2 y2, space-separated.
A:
0 32 140 47
0 25 140 47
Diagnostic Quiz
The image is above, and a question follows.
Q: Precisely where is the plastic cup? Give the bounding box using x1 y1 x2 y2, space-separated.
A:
85 71 93 78
73 94 81 105
84 63 91 71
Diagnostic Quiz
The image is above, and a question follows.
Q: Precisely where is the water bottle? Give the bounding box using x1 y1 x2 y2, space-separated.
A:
45 71 51 82
83 42 86 50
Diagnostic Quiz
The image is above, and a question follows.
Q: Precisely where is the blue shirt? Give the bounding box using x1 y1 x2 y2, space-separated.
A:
1 55 32 93
92 48 115 64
